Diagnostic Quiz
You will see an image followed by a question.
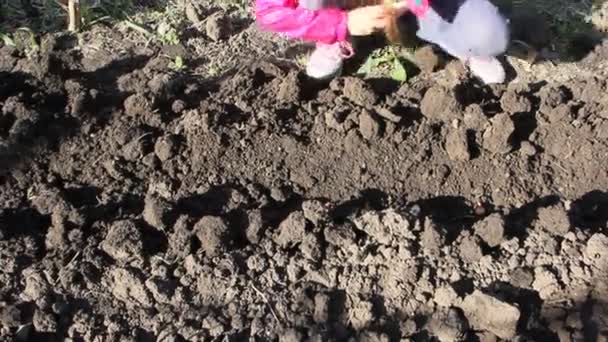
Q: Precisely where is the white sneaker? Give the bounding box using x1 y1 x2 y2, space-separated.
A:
305 41 355 80
467 56 506 84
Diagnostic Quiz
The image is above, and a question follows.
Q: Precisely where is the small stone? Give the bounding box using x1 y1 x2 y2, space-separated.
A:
359 109 382 140
194 216 230 256
445 127 471 161
474 213 505 248
460 290 520 339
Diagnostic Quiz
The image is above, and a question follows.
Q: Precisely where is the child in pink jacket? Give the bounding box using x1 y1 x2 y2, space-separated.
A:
255 0 510 84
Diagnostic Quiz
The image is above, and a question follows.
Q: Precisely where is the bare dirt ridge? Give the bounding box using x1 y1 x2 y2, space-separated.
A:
1 20 608 342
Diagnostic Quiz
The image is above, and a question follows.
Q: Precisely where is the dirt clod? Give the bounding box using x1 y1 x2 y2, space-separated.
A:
427 308 468 342
1 13 607 341
459 232 484 263
359 109 382 140
463 104 489 130
460 290 520 339
421 86 462 122
206 12 231 41
302 200 329 225
474 213 505 248
535 204 570 236
154 134 180 162
277 71 301 103
519 141 537 156
348 299 374 330
532 267 561 300
33 310 57 332
194 216 230 256
343 77 377 107
415 45 442 73
168 215 194 259
0 305 22 328
585 233 608 268
422 219 445 256
500 90 532 114
482 113 515 154
244 209 264 244
101 220 144 264
108 267 154 307
274 211 306 248
124 93 151 117
313 293 329 323
445 127 471 161
143 193 174 231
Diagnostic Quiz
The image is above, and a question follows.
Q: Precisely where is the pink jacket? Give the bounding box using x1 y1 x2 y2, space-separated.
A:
255 0 349 44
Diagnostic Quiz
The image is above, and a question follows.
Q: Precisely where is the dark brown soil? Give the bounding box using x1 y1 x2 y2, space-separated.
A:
1 22 608 342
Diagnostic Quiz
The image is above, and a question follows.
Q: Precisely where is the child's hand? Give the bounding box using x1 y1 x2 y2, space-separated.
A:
347 3 409 36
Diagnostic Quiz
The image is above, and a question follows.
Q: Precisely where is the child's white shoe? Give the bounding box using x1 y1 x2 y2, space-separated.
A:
467 57 505 84
306 41 354 80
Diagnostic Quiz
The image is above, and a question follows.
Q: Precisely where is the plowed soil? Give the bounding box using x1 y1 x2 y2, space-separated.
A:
1 10 608 342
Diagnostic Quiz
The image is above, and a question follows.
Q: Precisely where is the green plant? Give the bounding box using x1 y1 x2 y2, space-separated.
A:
169 55 185 70
357 46 408 82
0 31 14 46
157 22 179 45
